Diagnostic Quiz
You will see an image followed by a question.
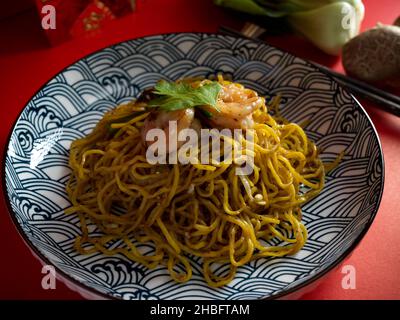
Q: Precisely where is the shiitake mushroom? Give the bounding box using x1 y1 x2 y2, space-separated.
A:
342 19 400 88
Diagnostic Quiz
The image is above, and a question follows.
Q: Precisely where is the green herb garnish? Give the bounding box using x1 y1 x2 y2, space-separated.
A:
147 80 221 112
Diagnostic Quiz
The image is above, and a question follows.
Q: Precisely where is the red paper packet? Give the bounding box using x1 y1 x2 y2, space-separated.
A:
35 0 136 46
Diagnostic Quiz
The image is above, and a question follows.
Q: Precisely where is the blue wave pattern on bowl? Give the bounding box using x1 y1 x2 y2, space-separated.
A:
4 33 383 300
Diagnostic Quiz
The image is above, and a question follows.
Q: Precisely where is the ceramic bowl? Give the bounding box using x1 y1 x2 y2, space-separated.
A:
3 33 384 300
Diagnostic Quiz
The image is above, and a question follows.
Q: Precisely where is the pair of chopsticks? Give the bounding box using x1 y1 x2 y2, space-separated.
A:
219 24 400 117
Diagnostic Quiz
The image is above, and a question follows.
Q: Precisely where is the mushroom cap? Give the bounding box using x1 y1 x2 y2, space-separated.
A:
342 24 400 87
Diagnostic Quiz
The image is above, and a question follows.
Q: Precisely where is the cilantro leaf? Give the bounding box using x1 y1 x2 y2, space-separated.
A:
147 80 221 112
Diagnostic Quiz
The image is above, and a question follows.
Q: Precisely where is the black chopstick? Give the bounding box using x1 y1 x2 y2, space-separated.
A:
313 63 400 117
218 25 400 117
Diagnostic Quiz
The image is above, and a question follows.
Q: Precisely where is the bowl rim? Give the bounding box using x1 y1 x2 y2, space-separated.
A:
2 32 385 300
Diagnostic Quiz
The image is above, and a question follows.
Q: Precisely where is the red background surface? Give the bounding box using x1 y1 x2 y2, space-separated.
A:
0 0 399 300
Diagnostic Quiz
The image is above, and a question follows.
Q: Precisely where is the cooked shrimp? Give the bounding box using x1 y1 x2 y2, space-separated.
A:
203 83 263 129
141 108 195 150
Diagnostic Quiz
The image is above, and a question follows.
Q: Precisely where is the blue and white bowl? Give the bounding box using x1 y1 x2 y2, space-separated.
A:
3 33 384 300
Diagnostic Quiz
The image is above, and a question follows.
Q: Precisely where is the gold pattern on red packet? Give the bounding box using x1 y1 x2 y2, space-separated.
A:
70 1 116 37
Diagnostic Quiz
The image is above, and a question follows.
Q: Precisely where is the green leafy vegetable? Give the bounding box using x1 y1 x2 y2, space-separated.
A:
214 0 365 55
147 80 222 112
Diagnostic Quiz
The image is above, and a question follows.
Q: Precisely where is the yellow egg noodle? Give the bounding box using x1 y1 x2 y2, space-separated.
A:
66 76 329 287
